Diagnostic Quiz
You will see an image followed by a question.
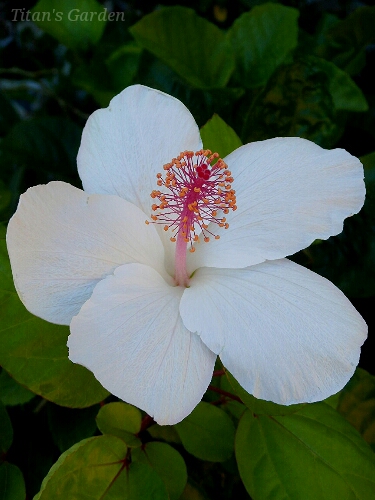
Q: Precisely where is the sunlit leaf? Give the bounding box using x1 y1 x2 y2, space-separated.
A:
228 3 299 88
236 403 375 499
31 0 107 50
132 442 187 500
34 436 168 500
200 114 242 159
96 402 142 447
130 7 235 89
148 424 181 444
174 402 235 462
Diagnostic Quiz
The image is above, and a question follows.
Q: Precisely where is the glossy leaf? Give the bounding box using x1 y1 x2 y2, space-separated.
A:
96 402 142 447
226 371 305 416
0 230 109 407
130 7 235 89
174 402 235 462
31 0 107 50
200 114 242 160
0 401 12 453
236 403 375 499
229 3 299 88
0 370 34 406
0 463 26 500
337 368 375 450
34 436 168 500
132 442 187 500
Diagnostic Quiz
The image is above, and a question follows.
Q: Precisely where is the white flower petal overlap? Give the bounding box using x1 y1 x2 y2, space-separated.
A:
78 84 202 216
180 259 367 404
6 85 368 424
189 138 365 271
6 181 165 325
68 263 216 425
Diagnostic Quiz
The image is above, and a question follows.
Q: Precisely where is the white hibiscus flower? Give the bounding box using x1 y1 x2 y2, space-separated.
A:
6 85 367 425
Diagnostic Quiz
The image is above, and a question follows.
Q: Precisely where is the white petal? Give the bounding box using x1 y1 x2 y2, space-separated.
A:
6 182 166 325
190 137 365 270
180 259 367 405
78 84 203 215
68 263 216 425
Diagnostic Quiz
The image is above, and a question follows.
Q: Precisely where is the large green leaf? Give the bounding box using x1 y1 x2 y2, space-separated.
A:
236 403 375 499
0 229 109 407
229 3 299 88
130 7 235 89
96 402 142 447
34 436 168 500
200 114 242 160
132 442 187 500
225 371 305 416
337 369 375 451
31 0 107 50
0 463 26 500
0 369 34 406
174 401 235 462
0 401 12 453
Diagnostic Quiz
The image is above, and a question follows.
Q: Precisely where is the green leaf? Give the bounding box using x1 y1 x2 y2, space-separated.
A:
34 436 168 500
317 58 368 112
106 43 143 92
337 368 375 451
174 401 235 462
226 371 305 416
229 3 299 88
1 117 82 180
31 0 107 50
130 7 234 89
236 403 375 500
0 369 35 406
96 402 142 447
0 401 12 453
132 442 187 500
148 424 181 444
48 404 99 452
0 463 26 500
200 115 242 159
242 57 345 148
0 232 109 407
315 6 375 75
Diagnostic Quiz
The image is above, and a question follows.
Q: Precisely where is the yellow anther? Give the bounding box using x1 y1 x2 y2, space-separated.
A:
164 225 169 231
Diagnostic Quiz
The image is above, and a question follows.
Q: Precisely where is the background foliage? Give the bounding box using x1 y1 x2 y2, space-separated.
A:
1 0 375 498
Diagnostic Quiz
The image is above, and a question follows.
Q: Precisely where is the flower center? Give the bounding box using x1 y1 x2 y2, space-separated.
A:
146 149 236 286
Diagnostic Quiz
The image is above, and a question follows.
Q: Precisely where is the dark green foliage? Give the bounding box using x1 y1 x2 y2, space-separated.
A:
1 1 375 499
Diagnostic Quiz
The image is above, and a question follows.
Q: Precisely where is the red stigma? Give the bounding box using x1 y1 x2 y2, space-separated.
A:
147 149 237 251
